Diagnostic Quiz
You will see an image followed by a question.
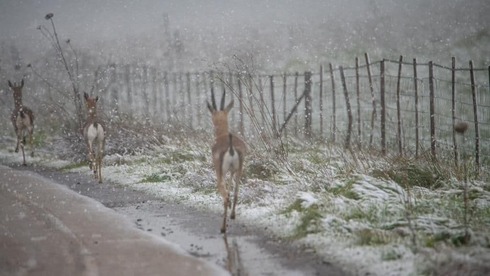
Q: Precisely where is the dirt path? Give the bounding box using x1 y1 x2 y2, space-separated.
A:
9 164 347 276
0 165 227 276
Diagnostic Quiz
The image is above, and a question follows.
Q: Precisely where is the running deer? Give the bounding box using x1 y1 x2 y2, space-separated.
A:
83 92 105 183
8 79 35 165
207 88 247 233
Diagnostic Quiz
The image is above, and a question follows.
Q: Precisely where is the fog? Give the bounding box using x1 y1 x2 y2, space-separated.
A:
0 0 489 73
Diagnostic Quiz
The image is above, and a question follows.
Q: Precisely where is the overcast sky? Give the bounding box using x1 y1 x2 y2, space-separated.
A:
0 0 488 69
0 0 361 44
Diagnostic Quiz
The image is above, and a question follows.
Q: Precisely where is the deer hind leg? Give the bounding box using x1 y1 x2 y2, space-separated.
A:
20 131 26 166
28 125 34 157
230 170 242 220
14 129 21 153
96 140 103 183
86 140 95 175
217 173 229 233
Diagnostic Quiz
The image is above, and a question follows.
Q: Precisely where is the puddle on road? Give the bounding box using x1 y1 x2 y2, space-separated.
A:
114 202 311 276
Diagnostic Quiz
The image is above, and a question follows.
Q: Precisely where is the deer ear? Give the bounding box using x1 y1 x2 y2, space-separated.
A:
84 92 89 101
225 100 234 112
20 79 24 88
8 81 13 88
95 96 99 102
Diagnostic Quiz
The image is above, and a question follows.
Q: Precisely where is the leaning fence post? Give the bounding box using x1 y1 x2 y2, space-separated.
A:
380 59 386 155
364 53 376 148
355 57 361 148
413 59 419 157
164 71 170 121
329 63 336 142
429 61 436 160
237 76 244 135
294 72 299 136
451 57 458 166
269 75 278 137
304 71 312 138
469 60 480 171
319 65 324 137
186 72 192 128
282 73 288 137
396 55 403 155
339 66 353 150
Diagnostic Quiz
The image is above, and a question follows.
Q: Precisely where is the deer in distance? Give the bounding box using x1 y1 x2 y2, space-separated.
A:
8 79 35 166
207 87 247 233
83 92 105 183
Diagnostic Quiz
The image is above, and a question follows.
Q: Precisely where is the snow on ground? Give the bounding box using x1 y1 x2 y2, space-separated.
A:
1 134 489 276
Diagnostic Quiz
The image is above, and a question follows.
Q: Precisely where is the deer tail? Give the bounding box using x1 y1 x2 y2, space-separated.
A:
19 107 25 119
228 133 235 156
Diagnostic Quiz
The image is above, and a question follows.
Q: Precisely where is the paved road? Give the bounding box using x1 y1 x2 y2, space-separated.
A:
0 165 228 276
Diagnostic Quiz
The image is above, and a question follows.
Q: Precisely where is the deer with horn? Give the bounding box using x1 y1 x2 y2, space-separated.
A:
8 79 35 165
83 92 105 183
207 86 247 233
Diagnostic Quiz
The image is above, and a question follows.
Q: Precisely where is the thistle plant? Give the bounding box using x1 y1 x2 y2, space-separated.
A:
33 13 84 132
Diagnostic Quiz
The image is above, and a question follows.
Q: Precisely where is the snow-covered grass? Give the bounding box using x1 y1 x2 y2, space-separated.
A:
1 130 489 276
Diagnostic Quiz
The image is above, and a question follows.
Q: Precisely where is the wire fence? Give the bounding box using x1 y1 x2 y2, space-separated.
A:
3 53 488 169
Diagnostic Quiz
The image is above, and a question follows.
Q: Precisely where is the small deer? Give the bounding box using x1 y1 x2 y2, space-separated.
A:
83 92 105 183
8 79 35 165
207 87 247 233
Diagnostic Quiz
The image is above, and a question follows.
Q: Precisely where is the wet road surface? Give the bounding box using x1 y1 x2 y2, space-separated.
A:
0 165 227 276
4 164 348 276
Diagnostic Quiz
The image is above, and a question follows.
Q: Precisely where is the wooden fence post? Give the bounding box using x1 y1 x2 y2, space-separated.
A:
304 71 312 138
413 59 419 157
355 57 361 148
429 61 436 160
171 73 178 117
469 60 480 171
319 65 324 136
258 76 266 126
151 68 158 120
329 63 336 142
196 73 202 126
451 57 458 166
294 72 299 136
164 72 170 121
269 75 278 137
186 72 192 128
380 59 386 155
396 55 403 155
364 53 376 148
339 66 353 149
179 72 184 119
111 65 120 118
142 66 149 119
238 76 244 135
124 64 133 116
282 74 287 137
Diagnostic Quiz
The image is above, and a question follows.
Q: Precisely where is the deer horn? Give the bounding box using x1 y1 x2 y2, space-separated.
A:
220 88 226 110
210 85 217 111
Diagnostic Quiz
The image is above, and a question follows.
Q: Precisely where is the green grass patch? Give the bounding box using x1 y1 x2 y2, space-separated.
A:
329 177 361 200
282 199 323 239
158 151 205 164
32 130 48 147
372 163 445 190
246 160 279 180
423 231 470 248
59 161 88 171
355 229 392 246
381 248 403 261
140 173 171 183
